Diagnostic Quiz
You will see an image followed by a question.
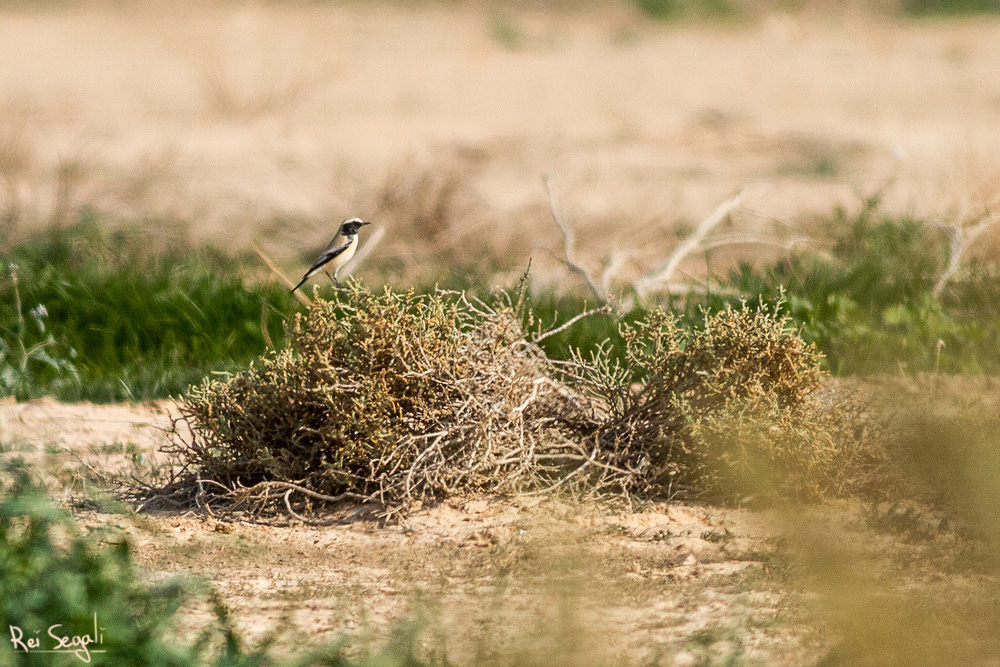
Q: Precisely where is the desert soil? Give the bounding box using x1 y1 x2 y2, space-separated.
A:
0 397 824 665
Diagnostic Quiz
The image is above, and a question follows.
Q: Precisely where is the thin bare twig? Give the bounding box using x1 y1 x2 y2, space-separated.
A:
543 174 606 302
933 215 1000 298
698 234 814 254
600 250 629 297
633 190 744 299
531 305 612 345
253 243 311 307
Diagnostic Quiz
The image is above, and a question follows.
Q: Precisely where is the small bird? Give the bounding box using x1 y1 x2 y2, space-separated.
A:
290 218 371 293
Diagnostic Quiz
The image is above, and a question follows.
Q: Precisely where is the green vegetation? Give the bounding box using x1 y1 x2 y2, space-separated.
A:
483 0 1000 21
720 206 1000 374
2 203 999 403
630 0 741 20
0 214 296 402
902 0 1000 15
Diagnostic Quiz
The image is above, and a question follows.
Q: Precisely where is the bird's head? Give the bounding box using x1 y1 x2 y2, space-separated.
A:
340 218 371 236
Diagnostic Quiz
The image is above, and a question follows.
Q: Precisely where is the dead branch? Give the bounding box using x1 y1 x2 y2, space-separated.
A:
600 250 629 297
699 234 818 254
933 214 1000 298
633 190 744 300
531 305 612 345
543 185 767 309
543 174 606 302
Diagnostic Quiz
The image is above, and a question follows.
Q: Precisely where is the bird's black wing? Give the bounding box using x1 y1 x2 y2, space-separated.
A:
290 240 351 293
309 241 352 273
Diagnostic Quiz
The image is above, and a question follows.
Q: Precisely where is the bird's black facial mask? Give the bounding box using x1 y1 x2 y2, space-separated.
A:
342 221 370 235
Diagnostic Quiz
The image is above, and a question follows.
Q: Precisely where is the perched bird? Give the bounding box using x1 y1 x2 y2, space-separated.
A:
290 218 371 293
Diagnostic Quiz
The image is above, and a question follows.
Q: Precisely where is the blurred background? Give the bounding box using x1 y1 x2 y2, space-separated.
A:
3 0 1000 402
3 0 999 274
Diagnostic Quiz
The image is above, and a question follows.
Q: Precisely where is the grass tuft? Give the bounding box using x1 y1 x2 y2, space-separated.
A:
0 214 297 402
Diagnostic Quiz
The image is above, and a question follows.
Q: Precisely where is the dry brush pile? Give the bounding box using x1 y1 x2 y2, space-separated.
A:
139 282 880 521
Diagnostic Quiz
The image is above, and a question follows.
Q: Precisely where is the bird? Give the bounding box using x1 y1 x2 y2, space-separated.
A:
290 218 371 293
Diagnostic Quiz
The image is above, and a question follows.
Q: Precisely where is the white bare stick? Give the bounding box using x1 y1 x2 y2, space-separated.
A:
600 249 629 297
699 234 816 254
933 215 1000 298
340 226 386 278
543 174 605 302
633 190 744 299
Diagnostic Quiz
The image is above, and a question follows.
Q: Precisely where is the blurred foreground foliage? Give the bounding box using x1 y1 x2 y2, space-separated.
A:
0 463 448 666
0 464 263 667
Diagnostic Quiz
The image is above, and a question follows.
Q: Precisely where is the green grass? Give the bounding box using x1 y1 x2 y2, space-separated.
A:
719 206 1000 374
903 0 1000 15
0 212 298 402
3 203 1000 403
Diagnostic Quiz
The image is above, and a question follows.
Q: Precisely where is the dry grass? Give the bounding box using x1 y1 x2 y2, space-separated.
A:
4 3 1000 283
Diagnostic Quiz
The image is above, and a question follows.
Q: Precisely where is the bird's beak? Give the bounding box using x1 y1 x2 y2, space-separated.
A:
360 221 371 226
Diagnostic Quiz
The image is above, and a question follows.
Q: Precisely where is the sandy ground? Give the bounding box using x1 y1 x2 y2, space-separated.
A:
2 3 1000 285
4 392 994 665
0 398 819 665
4 390 1000 664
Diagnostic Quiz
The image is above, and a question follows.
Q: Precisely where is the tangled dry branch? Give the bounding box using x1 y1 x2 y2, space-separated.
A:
133 282 648 520
127 281 878 523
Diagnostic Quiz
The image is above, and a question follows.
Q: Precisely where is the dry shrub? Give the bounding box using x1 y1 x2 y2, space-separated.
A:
166 282 607 517
577 304 873 501
151 289 873 519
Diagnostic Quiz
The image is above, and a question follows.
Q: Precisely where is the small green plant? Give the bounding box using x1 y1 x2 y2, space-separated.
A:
632 0 741 20
0 463 464 666
0 463 267 666
488 12 525 49
0 263 79 399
